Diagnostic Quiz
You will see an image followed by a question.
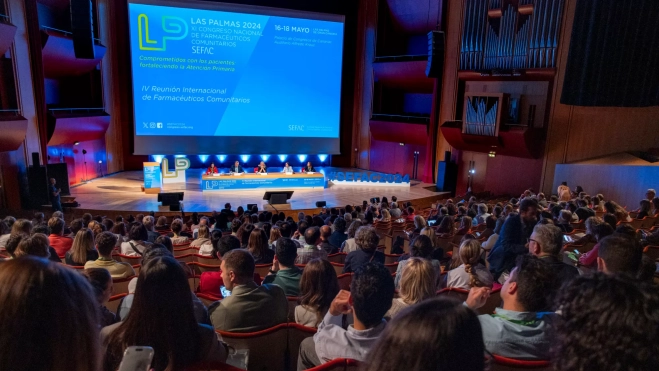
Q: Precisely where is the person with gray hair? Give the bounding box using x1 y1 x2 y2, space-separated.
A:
343 226 385 273
475 203 491 225
142 215 159 243
646 189 656 202
389 202 402 219
527 223 578 290
341 220 363 253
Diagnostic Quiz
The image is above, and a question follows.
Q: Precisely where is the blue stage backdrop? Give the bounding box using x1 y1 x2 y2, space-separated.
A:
202 176 325 191
128 0 344 155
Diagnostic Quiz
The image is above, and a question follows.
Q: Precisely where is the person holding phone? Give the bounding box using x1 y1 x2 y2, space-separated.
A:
102 256 228 370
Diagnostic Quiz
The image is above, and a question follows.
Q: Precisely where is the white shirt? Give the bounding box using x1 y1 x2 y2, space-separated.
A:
446 263 493 290
120 240 148 256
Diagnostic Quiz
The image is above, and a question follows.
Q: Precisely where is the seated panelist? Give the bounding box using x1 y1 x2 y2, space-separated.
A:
302 161 316 173
282 162 294 173
257 161 267 173
230 161 245 173
206 162 218 175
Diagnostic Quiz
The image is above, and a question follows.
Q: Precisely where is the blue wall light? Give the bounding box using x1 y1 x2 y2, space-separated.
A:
278 155 287 162
297 155 308 163
240 155 250 163
216 155 227 163
198 155 209 163
152 155 164 163
260 155 270 162
318 154 328 162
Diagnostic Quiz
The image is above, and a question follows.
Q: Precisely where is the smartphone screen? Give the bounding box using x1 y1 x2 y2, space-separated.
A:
220 285 232 297
118 346 154 371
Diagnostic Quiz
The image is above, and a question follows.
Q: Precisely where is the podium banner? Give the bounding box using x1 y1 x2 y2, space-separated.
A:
143 162 162 193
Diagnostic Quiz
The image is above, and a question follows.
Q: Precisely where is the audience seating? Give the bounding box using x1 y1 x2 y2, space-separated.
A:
67 265 86 271
287 323 317 369
383 253 401 264
254 264 271 278
174 246 199 257
175 253 197 264
112 276 136 295
326 253 347 264
337 273 352 291
107 293 128 314
188 275 199 292
196 292 222 307
563 242 596 254
117 254 142 265
437 286 502 315
215 324 289 371
489 355 551 370
643 245 659 262
189 262 222 274
195 254 220 264
329 262 344 276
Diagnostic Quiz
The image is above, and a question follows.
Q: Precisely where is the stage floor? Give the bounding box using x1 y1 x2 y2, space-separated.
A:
68 168 448 213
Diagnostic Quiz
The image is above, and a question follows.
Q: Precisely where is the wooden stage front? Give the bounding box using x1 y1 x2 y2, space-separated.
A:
66 168 450 215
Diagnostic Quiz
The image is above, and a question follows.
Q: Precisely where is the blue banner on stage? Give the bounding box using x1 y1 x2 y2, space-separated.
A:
202 176 325 191
327 171 410 184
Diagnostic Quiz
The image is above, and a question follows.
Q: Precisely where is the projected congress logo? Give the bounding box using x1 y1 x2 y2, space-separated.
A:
138 14 188 51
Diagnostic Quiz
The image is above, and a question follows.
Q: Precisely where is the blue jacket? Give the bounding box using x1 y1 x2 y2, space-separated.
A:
487 215 530 279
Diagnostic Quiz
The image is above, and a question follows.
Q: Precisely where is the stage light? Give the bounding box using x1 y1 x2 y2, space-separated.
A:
297 154 307 163
98 160 102 164
152 155 164 163
198 155 209 163
469 169 476 174
240 155 250 163
278 155 287 162
174 155 186 158
260 155 270 162
399 143 405 146
488 151 496 158
318 154 328 162
74 141 80 146
216 155 227 162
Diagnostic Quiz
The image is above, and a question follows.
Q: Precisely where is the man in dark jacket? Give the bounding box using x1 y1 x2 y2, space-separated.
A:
328 217 348 248
488 198 539 282
527 223 578 295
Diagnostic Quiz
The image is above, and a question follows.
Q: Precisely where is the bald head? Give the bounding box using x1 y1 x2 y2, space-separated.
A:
320 225 331 241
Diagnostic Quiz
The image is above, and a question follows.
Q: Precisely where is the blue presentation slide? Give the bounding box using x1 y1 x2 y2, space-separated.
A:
128 3 344 138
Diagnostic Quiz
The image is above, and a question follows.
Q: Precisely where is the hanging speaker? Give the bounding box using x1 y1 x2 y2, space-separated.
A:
426 31 445 78
71 0 95 59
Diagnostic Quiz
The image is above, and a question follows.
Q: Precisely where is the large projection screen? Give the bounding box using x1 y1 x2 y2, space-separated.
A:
127 0 345 155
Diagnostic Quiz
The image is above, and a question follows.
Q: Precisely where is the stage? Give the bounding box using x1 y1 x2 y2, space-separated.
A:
67 168 449 214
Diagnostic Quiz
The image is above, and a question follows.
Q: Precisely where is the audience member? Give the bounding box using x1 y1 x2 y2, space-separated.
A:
475 203 491 225
85 231 136 279
83 268 117 327
0 257 100 371
209 249 288 332
578 223 615 268
65 228 99 266
446 239 493 290
466 255 556 360
120 224 150 256
527 224 578 291
597 234 642 276
386 258 437 320
298 263 394 369
318 225 338 254
296 259 340 327
328 217 347 248
170 219 190 245
296 226 328 264
394 235 441 288
102 256 227 371
263 237 303 296
340 220 362 253
13 233 50 258
365 298 485 371
551 273 659 370
343 226 385 273
190 225 212 251
604 201 632 222
488 198 539 282
556 210 574 233
47 217 73 256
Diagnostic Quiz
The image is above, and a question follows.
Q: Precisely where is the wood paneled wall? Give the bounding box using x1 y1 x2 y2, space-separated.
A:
540 0 659 194
352 0 378 169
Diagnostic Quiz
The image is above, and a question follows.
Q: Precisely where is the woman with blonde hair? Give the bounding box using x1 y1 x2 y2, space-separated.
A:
381 209 391 222
386 258 437 320
65 228 98 266
268 225 282 247
445 239 493 290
